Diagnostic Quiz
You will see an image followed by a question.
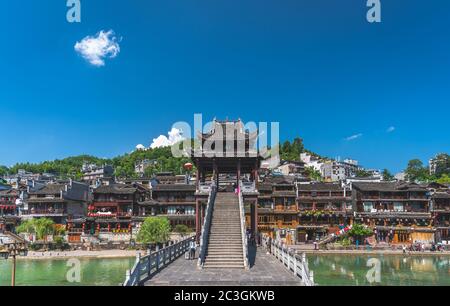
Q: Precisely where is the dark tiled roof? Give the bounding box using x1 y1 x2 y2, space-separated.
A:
297 183 343 191
263 176 295 185
94 184 137 194
258 183 273 191
352 182 428 192
433 192 450 199
29 184 65 195
0 189 18 196
154 184 196 192
137 199 160 206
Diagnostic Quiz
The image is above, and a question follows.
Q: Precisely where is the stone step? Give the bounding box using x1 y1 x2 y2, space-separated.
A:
208 244 242 248
206 258 243 262
203 264 244 269
206 253 243 256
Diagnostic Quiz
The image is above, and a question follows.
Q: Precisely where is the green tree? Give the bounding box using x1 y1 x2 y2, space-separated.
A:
355 169 372 177
305 166 322 181
173 224 191 237
382 169 394 181
433 153 450 177
0 165 9 177
136 217 171 245
405 159 429 182
347 223 373 245
437 174 450 184
16 218 56 241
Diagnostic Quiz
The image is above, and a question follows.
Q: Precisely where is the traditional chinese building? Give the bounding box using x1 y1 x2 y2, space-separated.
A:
138 183 197 229
428 183 450 242
25 180 89 225
296 182 352 243
253 176 298 243
191 119 261 241
0 189 20 232
352 182 433 244
67 183 150 242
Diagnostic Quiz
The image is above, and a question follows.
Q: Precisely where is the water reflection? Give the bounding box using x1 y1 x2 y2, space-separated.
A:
308 255 450 286
0 257 135 286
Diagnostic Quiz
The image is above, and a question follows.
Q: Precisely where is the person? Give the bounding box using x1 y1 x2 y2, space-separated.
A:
402 245 407 254
267 236 272 254
189 240 196 260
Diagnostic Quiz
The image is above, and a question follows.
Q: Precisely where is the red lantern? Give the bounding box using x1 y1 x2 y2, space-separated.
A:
183 163 193 171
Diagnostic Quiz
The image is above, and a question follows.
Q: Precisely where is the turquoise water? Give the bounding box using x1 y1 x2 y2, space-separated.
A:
308 254 450 286
1 255 449 286
0 257 135 286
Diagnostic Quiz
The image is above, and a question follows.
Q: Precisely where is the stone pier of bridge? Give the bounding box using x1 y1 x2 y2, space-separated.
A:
144 245 303 286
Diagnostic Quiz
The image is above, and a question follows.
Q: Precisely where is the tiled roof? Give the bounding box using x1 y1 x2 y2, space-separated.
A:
352 182 427 192
297 183 343 191
154 184 196 192
94 184 137 194
29 184 65 195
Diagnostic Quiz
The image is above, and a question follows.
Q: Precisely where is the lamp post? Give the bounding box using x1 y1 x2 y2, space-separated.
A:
0 240 28 286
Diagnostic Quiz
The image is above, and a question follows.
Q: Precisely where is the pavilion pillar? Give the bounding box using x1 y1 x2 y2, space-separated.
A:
196 163 201 191
237 159 241 187
213 161 219 185
252 199 258 237
195 199 201 242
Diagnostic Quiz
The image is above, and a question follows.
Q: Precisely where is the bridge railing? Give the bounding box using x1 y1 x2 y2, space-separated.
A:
197 181 216 268
261 234 315 286
123 235 194 286
238 181 250 269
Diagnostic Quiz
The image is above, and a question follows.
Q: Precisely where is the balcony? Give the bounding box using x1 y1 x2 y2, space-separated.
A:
355 211 431 218
23 208 67 216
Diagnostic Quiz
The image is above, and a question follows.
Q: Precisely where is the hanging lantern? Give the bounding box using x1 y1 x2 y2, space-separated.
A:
184 163 193 171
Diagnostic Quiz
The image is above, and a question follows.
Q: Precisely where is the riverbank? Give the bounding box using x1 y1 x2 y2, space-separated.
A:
17 249 145 260
297 249 450 256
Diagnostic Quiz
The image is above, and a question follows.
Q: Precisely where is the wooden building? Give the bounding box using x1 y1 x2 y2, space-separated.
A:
138 183 197 229
296 182 352 243
191 119 261 241
352 182 433 244
25 181 89 225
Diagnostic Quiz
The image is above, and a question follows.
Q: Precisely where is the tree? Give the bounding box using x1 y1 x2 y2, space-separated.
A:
173 224 191 237
347 223 373 245
136 217 171 246
355 169 372 177
433 153 450 177
437 174 450 184
0 165 9 177
382 169 394 181
16 218 56 241
405 159 429 182
305 166 322 181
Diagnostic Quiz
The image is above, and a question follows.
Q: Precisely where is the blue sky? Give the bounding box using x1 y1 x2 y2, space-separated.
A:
0 0 449 173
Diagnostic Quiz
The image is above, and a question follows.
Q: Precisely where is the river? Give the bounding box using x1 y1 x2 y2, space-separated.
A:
1 254 449 286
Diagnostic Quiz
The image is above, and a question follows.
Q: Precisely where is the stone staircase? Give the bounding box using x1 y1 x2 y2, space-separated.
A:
204 192 245 269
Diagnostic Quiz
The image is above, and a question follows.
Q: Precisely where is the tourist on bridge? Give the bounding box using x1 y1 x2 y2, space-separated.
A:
189 240 196 260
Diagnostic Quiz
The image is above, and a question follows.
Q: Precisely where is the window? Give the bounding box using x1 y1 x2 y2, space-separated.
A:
393 202 404 212
363 202 373 212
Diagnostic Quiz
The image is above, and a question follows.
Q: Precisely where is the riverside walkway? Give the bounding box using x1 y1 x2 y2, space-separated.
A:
144 245 303 286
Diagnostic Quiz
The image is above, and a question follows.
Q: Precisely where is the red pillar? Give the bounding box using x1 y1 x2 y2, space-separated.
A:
252 199 258 236
195 199 201 242
196 165 200 191
237 160 241 188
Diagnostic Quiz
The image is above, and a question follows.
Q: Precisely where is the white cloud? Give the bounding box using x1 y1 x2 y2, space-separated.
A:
345 133 363 141
74 30 120 66
150 128 185 149
386 126 395 133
